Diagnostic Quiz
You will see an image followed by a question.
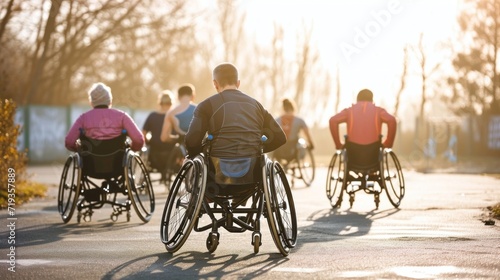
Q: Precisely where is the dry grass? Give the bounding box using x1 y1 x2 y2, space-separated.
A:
490 203 500 219
0 181 47 209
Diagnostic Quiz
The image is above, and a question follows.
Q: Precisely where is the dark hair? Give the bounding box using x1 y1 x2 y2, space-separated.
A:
178 83 195 98
357 89 373 102
213 63 238 87
282 98 296 113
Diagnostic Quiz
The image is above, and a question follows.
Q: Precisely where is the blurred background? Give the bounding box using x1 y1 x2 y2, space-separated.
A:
1 0 499 172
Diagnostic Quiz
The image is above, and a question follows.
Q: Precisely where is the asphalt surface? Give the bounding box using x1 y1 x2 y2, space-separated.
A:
0 164 499 279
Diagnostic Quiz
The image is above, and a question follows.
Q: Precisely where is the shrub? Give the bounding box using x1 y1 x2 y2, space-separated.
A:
491 203 500 219
0 99 46 208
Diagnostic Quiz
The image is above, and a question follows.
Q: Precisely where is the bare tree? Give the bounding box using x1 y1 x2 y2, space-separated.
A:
413 33 440 119
445 0 500 116
24 0 63 104
268 23 288 112
1 0 201 107
0 0 16 43
294 21 318 107
394 45 409 117
217 0 246 64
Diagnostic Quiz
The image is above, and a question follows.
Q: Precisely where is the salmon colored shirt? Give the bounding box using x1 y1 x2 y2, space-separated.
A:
329 101 397 149
65 107 144 152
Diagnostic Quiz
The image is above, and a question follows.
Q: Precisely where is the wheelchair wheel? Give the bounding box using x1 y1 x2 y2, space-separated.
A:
264 161 297 256
125 152 155 223
297 147 315 187
160 156 206 253
326 151 345 208
58 154 82 223
381 149 405 208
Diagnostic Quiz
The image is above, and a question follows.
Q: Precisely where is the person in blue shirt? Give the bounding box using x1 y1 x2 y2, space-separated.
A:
161 83 197 143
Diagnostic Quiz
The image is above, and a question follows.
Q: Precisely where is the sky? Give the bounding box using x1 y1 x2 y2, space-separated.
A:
239 0 462 126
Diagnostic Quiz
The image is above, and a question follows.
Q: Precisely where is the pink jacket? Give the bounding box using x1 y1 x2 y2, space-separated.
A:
65 108 144 152
329 101 397 149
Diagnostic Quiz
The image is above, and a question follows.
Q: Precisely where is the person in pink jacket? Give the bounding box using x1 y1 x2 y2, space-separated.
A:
329 89 397 149
65 82 144 152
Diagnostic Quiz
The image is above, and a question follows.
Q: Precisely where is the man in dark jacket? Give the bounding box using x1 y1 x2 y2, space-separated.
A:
185 62 286 159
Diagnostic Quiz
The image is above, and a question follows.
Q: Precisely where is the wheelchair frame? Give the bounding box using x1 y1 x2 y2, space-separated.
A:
160 139 297 256
274 138 315 188
140 135 187 190
58 135 155 223
326 144 405 209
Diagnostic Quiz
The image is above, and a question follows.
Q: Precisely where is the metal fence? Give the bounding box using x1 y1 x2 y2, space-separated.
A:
15 105 500 164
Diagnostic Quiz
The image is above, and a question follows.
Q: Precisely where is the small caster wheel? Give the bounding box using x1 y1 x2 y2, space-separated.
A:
252 232 262 254
206 232 219 253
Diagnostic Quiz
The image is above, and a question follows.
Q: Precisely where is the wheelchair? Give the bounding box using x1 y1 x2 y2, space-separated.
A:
326 139 405 209
160 136 298 256
273 138 315 187
58 132 155 223
140 133 187 190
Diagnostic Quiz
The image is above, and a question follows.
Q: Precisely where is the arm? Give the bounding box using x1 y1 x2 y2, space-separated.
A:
170 114 186 135
160 112 183 142
380 109 397 148
302 125 314 150
185 104 209 157
262 111 286 153
123 113 145 151
329 109 348 149
65 115 84 152
160 112 173 142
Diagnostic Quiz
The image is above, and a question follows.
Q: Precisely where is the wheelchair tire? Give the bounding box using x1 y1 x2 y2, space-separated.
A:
381 149 405 208
160 156 206 253
326 151 345 208
58 154 82 223
264 161 297 256
297 147 315 187
125 152 155 223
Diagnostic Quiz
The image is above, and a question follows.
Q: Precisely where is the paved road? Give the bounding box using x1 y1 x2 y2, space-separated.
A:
1 164 499 279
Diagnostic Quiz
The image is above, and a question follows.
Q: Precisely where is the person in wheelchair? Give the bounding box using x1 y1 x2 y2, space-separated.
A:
65 82 144 152
61 82 154 223
142 91 175 182
327 89 403 209
273 98 314 164
329 88 397 152
160 83 197 143
184 62 287 197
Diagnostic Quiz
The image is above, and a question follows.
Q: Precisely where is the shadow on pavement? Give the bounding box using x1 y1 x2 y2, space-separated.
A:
296 207 400 247
0 220 141 249
102 251 288 280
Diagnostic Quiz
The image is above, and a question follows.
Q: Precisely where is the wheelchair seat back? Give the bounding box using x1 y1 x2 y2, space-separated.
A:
345 141 382 171
78 134 127 179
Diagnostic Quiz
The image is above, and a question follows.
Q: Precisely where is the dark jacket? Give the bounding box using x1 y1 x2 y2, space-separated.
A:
185 89 286 158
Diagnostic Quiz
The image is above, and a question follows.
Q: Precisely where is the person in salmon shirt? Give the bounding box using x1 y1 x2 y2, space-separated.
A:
65 82 144 152
329 89 397 150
